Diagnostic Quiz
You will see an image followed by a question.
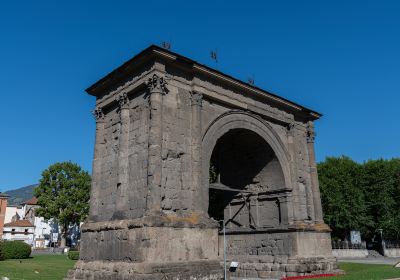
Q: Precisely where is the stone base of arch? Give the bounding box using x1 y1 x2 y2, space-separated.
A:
66 214 224 280
66 260 223 280
229 255 338 279
223 230 340 279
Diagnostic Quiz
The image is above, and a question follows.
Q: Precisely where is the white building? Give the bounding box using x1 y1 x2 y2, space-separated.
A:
4 205 23 224
3 219 35 245
21 197 54 248
3 196 81 248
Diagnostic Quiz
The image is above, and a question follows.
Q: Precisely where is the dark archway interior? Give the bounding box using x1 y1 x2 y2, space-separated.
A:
208 128 285 229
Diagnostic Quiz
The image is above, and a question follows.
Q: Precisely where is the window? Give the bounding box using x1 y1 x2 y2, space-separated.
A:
24 229 29 235
11 229 15 235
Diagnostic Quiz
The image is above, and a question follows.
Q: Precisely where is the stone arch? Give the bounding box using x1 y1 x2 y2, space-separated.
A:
201 110 292 215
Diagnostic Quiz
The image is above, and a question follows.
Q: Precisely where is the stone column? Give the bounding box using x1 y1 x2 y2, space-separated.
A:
89 107 105 221
278 194 294 226
300 175 315 221
306 121 324 223
287 123 302 222
191 91 203 212
145 74 167 214
113 93 130 219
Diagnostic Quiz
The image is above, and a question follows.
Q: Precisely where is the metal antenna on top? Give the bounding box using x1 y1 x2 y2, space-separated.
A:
161 41 171 50
248 74 255 86
210 49 218 69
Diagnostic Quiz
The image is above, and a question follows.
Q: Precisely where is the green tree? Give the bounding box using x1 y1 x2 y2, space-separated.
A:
318 156 372 239
34 162 91 247
361 159 400 240
319 156 400 241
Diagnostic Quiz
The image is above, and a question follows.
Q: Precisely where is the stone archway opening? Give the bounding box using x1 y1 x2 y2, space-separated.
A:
208 128 286 230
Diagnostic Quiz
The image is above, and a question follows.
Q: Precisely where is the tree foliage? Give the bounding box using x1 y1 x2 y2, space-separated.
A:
34 162 91 244
318 156 371 239
318 156 400 240
361 159 400 239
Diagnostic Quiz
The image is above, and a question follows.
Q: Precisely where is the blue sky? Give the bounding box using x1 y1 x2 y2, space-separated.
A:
1 1 399 191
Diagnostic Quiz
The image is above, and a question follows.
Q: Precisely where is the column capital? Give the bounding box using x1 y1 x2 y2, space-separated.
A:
287 122 296 136
92 107 105 122
145 74 168 94
117 93 129 109
190 91 203 107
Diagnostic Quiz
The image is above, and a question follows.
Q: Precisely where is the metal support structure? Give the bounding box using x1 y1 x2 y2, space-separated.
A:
219 220 227 280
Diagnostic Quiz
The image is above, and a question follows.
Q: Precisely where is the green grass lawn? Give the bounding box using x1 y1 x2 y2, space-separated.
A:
0 255 76 280
330 262 400 280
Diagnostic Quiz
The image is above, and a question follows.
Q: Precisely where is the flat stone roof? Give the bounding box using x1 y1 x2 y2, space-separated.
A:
86 45 321 120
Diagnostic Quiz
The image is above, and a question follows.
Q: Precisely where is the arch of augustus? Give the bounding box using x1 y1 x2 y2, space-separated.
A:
67 45 338 280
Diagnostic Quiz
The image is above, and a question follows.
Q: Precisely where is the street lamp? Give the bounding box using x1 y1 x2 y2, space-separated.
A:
378 228 385 250
378 229 383 240
219 220 227 280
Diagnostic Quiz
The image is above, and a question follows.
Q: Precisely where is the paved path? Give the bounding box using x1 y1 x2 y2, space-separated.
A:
339 257 400 265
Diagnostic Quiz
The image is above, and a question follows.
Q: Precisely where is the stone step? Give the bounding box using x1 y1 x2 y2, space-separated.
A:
368 250 384 258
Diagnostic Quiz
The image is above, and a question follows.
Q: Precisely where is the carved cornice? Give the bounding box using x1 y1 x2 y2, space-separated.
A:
117 93 129 109
92 107 104 122
190 91 203 107
145 74 168 94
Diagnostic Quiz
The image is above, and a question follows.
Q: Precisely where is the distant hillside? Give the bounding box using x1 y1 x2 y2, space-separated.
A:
4 184 37 206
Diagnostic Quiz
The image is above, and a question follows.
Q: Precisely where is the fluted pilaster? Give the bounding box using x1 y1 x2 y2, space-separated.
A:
89 107 105 221
113 93 131 219
145 74 168 213
307 121 324 223
190 91 203 212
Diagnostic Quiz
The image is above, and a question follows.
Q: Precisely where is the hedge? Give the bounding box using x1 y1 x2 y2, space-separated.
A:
1 240 31 259
0 242 4 261
68 250 80 260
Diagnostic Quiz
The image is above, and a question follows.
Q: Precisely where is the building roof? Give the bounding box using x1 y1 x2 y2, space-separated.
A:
86 45 321 120
22 197 38 205
4 219 34 227
0 192 9 198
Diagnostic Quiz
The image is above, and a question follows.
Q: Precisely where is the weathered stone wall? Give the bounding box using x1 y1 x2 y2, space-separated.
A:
383 248 400 258
219 231 332 259
332 249 369 258
81 225 218 262
294 232 333 257
97 105 120 221
228 255 338 279
201 99 230 137
219 232 336 279
160 87 195 212
221 232 294 257
91 91 150 222
127 93 150 218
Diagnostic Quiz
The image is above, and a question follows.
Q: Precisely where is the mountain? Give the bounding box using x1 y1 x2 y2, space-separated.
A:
4 184 38 206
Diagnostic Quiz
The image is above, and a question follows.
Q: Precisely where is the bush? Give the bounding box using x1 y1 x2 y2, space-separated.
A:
68 250 79 260
1 240 31 259
0 242 5 261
